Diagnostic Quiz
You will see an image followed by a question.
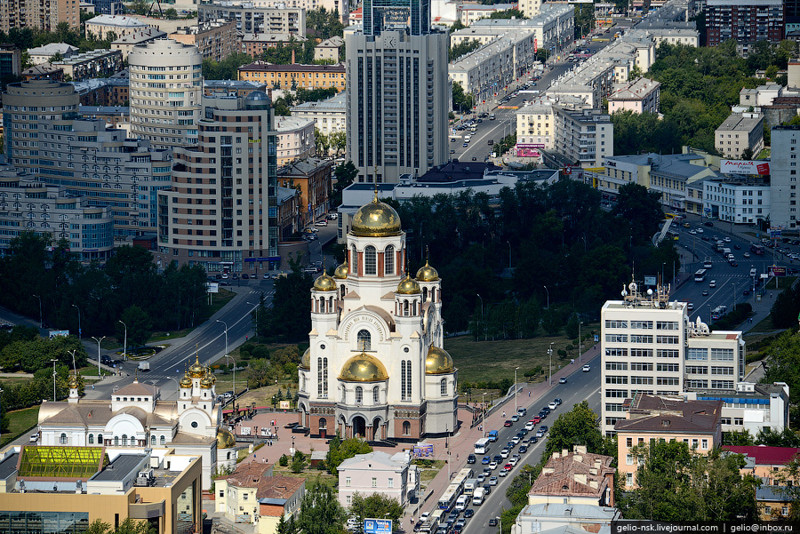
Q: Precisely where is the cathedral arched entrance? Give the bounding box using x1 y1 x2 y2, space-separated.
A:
352 416 366 438
372 417 382 441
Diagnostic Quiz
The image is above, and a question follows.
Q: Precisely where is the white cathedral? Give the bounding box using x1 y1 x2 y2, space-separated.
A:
36 357 236 489
297 194 458 441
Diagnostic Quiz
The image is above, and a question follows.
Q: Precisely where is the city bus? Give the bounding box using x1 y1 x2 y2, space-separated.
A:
694 268 707 282
474 437 491 455
437 485 460 511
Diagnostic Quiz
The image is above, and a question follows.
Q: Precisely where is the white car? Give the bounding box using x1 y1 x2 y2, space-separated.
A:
511 436 521 444
489 476 499 486
489 461 499 470
582 364 591 372
500 449 510 458
548 401 558 410
525 421 535 431
724 236 731 242
508 457 519 466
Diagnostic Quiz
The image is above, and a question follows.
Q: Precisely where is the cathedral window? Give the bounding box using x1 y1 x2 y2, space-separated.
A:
351 245 357 273
365 246 376 275
373 386 380 404
319 418 327 430
88 434 94 445
403 300 409 316
341 385 347 403
423 287 428 302
97 433 103 445
151 435 156 446
122 434 128 446
355 386 363 404
60 433 67 444
441 378 447 396
385 245 395 274
318 357 328 398
114 436 119 446
402 421 411 435
401 360 412 400
160 435 166 445
357 330 371 351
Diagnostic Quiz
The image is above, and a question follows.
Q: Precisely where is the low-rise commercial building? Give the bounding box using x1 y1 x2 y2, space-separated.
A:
715 112 765 159
290 91 346 136
275 117 316 166
198 2 305 36
215 462 305 533
204 79 267 97
459 3 517 25
511 504 620 534
722 445 800 485
528 446 615 507
169 19 240 62
688 382 790 435
702 176 770 224
607 77 660 115
0 446 203 534
85 14 152 40
277 157 332 226
337 451 416 508
51 48 123 81
238 62 346 91
27 42 78 65
616 395 723 488
277 185 302 239
242 33 305 56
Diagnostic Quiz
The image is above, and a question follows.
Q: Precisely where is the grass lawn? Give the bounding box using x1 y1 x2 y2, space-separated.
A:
79 365 113 377
271 464 339 489
0 406 39 447
446 329 597 387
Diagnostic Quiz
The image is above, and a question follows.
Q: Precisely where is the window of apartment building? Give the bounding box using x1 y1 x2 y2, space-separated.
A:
605 389 628 398
657 349 680 358
656 336 679 344
692 439 699 449
686 365 708 374
626 454 634 465
606 361 628 371
657 363 679 372
606 375 628 384
372 478 377 487
388 478 394 488
606 348 628 357
631 362 653 371
630 320 653 329
606 334 627 342
630 335 653 343
711 366 734 375
686 379 708 389
626 437 633 447
687 348 708 360
630 349 653 357
711 348 734 361
630 376 653 385
657 377 680 386
656 321 679 330
701 439 708 449
605 320 628 328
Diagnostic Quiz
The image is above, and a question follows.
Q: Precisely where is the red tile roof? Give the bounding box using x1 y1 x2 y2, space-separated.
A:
723 446 800 466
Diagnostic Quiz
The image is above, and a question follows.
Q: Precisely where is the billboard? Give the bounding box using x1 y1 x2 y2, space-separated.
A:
720 160 770 175
279 400 291 409
364 519 392 534
206 282 219 293
48 330 70 338
771 266 787 277
412 444 434 458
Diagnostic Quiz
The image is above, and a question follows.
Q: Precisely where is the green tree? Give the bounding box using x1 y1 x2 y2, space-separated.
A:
452 81 474 113
277 515 299 534
761 332 800 425
113 518 156 534
119 305 152 348
291 450 307 473
756 427 800 447
488 8 525 19
449 39 482 62
325 435 373 474
543 401 606 458
305 8 345 40
722 429 755 446
349 493 404 531
297 481 347 534
770 283 800 328
613 183 664 246
331 161 359 207
773 455 800 520
85 520 112 534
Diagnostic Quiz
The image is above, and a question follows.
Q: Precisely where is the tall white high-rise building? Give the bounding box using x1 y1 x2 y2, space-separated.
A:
599 280 745 435
345 0 449 183
128 39 203 150
770 125 800 230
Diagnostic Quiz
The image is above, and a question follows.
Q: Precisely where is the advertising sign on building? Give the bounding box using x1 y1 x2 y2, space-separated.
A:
771 266 787 277
279 400 291 410
720 160 770 175
364 519 392 534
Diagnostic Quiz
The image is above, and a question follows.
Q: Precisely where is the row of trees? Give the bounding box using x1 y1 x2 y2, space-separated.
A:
0 233 211 344
0 22 116 57
613 40 797 155
449 39 482 62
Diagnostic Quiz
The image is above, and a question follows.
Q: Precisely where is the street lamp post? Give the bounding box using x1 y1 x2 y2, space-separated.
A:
548 342 554 385
246 301 260 334
217 320 232 395
32 294 42 328
507 241 512 269
578 318 583 363
72 304 81 340
91 336 106 377
514 366 520 414
543 286 549 309
482 392 487 438
118 320 127 361
50 359 58 401
476 294 484 341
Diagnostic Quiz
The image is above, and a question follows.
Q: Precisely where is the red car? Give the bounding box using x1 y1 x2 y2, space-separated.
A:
504 420 513 427
503 463 513 471
531 416 541 424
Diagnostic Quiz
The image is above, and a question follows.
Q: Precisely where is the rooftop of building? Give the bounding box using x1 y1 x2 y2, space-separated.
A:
615 394 722 434
79 105 130 115
756 485 792 502
112 27 167 44
28 43 79 56
21 63 64 77
717 112 763 133
529 446 615 499
274 115 315 131
516 502 620 522
242 32 305 42
290 91 347 112
722 446 800 466
239 61 345 73
338 450 408 470
277 157 332 176
90 453 146 482
608 77 660 101
277 185 299 204
52 48 121 66
415 161 502 183
86 14 149 27
317 36 344 47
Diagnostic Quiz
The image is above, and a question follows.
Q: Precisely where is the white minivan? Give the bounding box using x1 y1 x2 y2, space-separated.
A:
455 495 468 512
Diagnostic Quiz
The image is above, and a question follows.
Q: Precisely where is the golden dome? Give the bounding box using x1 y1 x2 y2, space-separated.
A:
313 272 337 291
426 346 455 375
351 197 401 237
188 355 205 378
416 260 440 282
68 373 80 389
179 374 192 388
339 352 389 382
299 348 311 370
200 372 214 389
396 274 421 295
217 428 236 449
334 261 348 279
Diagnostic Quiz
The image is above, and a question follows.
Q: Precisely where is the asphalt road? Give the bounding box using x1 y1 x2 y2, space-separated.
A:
669 221 794 323
449 36 613 165
432 354 602 534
